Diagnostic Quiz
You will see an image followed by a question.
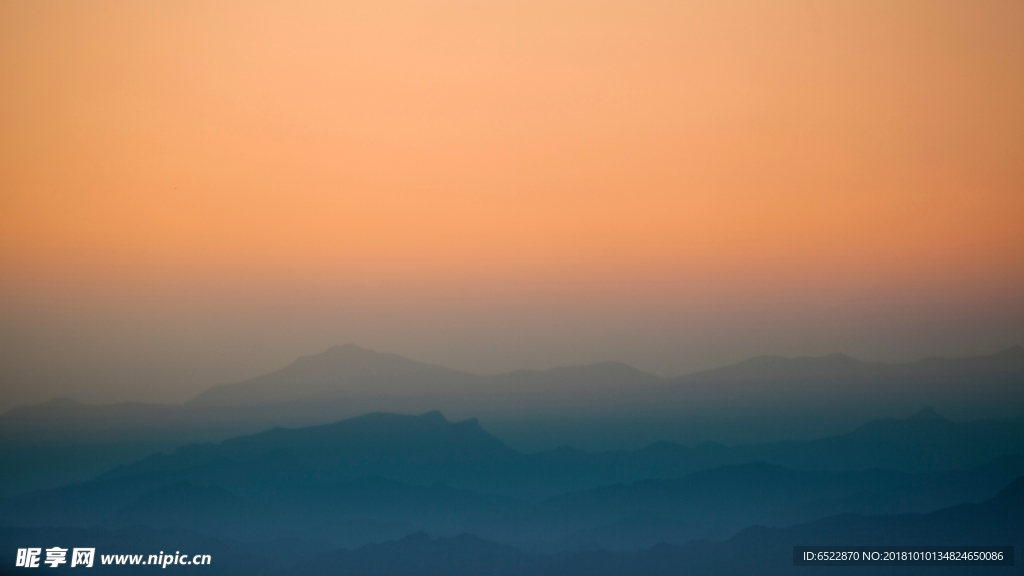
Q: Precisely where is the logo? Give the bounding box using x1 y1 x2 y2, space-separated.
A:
15 548 94 569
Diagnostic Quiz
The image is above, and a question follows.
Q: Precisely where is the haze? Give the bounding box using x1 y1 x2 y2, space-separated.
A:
1 0 1022 409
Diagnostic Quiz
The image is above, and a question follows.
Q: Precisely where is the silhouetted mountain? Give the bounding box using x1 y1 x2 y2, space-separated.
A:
15 453 1016 552
519 408 1024 494
2 344 1022 501
5 477 1019 575
12 408 1021 503
0 348 665 496
4 345 1022 454
3 410 1021 553
768 472 1023 545
531 456 1024 550
96 411 523 488
188 344 465 407
2 345 1019 573
0 412 534 536
277 477 1024 575
188 345 661 408
182 345 1024 437
614 474 1023 576
671 344 1024 407
680 346 1024 383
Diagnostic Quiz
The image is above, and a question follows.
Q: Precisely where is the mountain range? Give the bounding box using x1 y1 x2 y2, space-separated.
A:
2 457 1020 575
1 344 1021 497
4 344 1023 439
2 344 1019 573
188 344 1024 428
282 475 1023 575
2 409 1022 553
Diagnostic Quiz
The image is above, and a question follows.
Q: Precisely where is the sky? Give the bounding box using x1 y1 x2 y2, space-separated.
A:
1 0 1022 409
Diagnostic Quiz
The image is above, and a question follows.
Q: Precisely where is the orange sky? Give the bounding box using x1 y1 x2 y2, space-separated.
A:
1 0 1022 406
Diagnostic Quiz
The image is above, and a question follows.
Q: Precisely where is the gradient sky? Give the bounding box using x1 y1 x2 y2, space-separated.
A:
1 0 1022 408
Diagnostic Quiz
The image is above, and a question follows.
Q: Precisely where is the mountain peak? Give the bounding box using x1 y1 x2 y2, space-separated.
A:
290 344 449 376
906 407 946 422
187 345 458 406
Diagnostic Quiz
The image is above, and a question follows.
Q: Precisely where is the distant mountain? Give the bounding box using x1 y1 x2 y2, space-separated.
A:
17 407 1023 499
678 346 1024 382
188 344 468 407
731 408 1024 472
531 456 1024 550
655 346 1024 424
3 410 1021 552
271 344 452 377
520 408 1024 491
3 345 1019 573
0 412 533 534
4 477 1019 575
278 476 1024 575
188 344 1024 425
95 410 523 487
606 474 1024 576
14 455 1017 552
2 345 1022 498
186 344 663 418
5 345 1021 450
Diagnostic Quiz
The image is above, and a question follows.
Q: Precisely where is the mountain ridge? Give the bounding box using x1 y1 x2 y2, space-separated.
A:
2 344 1021 498
276 474 1024 575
